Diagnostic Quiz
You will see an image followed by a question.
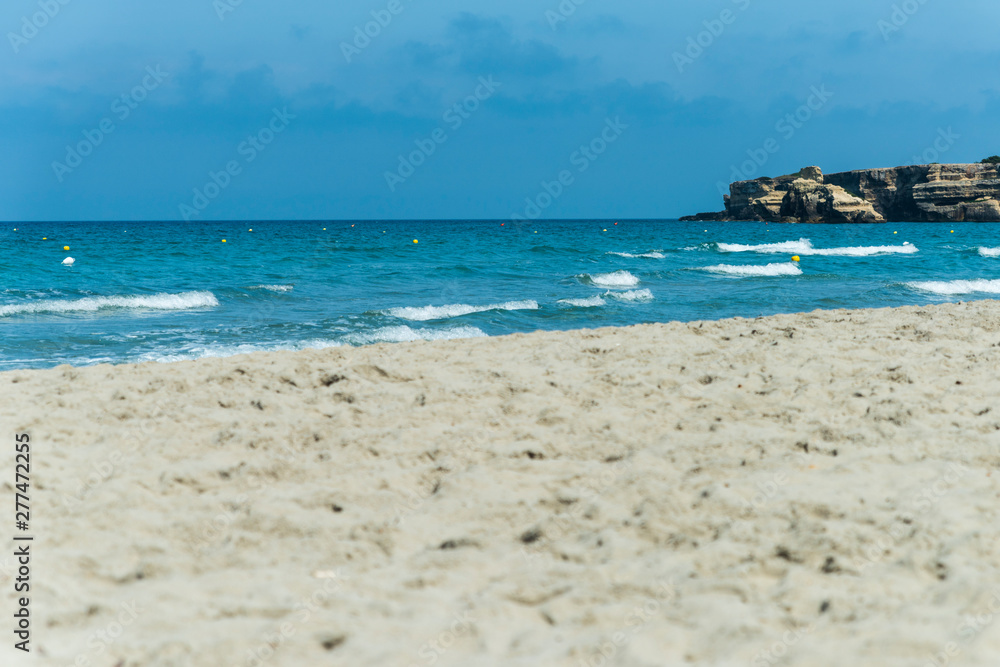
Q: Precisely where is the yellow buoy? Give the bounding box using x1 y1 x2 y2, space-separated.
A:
42 237 47 240
951 230 955 233
603 229 607 232
413 239 418 244
222 239 227 243
64 246 70 250
792 256 801 262
248 229 252 232
893 231 897 234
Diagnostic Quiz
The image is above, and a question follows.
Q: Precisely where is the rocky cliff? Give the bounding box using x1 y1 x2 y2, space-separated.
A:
682 164 1000 223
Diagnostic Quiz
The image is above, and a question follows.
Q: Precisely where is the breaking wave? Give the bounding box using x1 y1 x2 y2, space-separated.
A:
701 263 803 277
906 279 1000 296
248 284 294 292
344 325 488 345
559 296 607 308
0 291 219 317
607 289 654 302
582 271 641 288
607 251 665 259
386 300 538 322
715 238 918 257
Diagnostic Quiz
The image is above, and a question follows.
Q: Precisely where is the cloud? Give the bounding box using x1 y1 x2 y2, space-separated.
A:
3 2 1000 221
175 52 216 105
227 64 282 109
397 13 580 80
574 14 630 36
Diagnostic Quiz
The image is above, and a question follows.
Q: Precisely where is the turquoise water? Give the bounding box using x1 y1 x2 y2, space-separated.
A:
1 220 999 370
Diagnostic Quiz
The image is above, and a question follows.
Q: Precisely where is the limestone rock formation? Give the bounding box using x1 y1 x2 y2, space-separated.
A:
683 164 1000 223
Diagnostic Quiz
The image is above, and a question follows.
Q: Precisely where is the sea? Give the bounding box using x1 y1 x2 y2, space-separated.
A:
2 220 999 371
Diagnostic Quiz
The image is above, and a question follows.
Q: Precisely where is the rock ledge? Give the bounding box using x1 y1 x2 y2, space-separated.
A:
682 164 1000 223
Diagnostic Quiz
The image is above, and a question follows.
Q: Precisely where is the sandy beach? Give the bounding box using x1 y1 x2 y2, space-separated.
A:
3 300 1000 666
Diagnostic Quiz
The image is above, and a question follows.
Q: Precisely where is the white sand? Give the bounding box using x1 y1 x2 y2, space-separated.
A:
3 301 1000 666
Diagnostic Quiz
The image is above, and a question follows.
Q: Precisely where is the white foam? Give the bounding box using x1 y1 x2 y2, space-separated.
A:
607 251 665 259
386 300 538 322
717 238 918 257
138 339 343 364
559 296 607 308
978 247 1000 258
586 271 640 288
344 325 487 345
148 327 487 362
249 284 294 292
702 263 803 277
0 291 219 317
906 279 1000 296
810 243 917 257
607 288 654 302
716 239 814 254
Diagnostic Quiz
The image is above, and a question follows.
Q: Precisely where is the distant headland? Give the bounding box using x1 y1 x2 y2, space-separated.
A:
682 160 1000 223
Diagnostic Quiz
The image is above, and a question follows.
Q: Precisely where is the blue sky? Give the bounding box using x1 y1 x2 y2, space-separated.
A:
2 0 998 221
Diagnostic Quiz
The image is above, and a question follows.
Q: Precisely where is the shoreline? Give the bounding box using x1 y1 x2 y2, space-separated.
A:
3 300 1000 665
4 293 994 373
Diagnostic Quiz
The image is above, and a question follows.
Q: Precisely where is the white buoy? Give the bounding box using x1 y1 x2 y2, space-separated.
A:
62 257 75 266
